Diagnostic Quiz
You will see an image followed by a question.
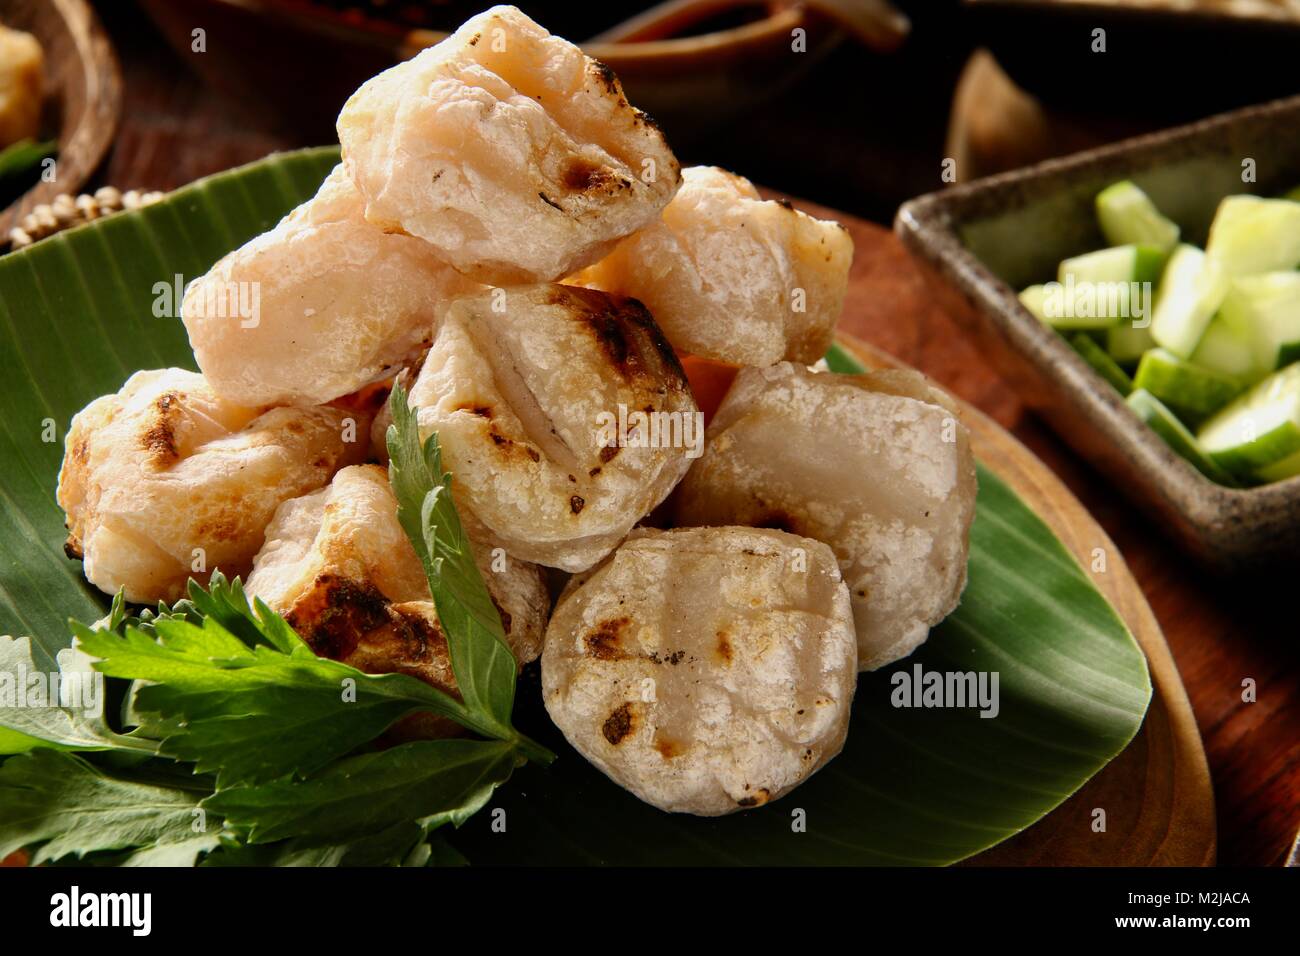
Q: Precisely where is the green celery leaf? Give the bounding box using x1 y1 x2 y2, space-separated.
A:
386 384 552 764
386 384 519 728
183 572 304 655
0 750 219 865
421 833 470 867
0 635 154 754
74 611 478 787
119 834 225 867
204 738 516 844
201 821 435 867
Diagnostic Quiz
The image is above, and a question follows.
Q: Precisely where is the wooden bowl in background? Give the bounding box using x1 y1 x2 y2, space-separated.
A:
136 0 909 145
0 0 121 235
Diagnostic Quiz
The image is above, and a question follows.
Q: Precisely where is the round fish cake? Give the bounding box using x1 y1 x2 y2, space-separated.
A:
182 165 479 407
246 464 549 678
542 527 857 816
672 362 977 671
337 5 680 283
397 283 698 572
57 368 368 604
571 166 853 366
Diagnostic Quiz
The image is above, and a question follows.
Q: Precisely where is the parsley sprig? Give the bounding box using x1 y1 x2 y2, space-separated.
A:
0 388 551 865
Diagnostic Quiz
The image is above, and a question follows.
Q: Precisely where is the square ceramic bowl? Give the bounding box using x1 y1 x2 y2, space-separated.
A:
895 95 1300 571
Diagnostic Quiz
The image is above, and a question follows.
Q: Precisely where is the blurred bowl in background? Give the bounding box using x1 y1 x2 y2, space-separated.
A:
136 0 910 145
0 0 120 234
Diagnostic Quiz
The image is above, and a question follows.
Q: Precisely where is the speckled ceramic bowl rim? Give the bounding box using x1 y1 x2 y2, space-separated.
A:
895 95 1300 542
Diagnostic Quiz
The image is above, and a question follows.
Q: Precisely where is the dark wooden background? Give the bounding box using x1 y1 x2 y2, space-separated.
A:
82 1 1299 866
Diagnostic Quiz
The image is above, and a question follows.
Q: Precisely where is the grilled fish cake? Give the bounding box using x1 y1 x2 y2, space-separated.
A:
247 464 549 733
673 362 977 671
337 5 680 283
572 166 853 366
57 368 368 604
542 526 857 815
394 283 698 572
183 165 479 407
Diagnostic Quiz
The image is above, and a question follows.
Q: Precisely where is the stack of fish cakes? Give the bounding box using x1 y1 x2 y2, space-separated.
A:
57 6 974 817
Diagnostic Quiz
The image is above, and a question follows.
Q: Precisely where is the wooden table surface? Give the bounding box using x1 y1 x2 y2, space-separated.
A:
81 3 1298 867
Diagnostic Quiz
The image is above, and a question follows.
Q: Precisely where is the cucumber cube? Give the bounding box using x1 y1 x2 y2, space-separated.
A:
1217 272 1300 372
1020 282 1117 332
1106 321 1156 365
1205 195 1300 277
1127 388 1237 485
1096 181 1180 252
1254 446 1300 483
1198 362 1300 478
1070 333 1133 395
1053 244 1163 328
1059 244 1165 287
1133 347 1243 424
1150 244 1228 359
1190 309 1267 385
1019 284 1052 324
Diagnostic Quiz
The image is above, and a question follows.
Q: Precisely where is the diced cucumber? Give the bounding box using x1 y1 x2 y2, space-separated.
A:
1132 347 1242 423
1058 244 1165 288
1020 281 1117 332
1106 321 1156 365
1217 272 1300 372
1254 446 1300 483
1126 388 1237 485
1150 244 1228 358
1197 362 1300 477
1205 195 1300 276
1189 309 1266 385
1050 244 1163 328
1070 333 1133 395
1096 181 1180 252
1020 283 1114 332
1019 284 1051 323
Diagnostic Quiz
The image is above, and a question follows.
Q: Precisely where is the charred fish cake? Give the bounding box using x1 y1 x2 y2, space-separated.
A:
247 465 548 732
542 526 857 816
57 368 368 604
572 166 853 365
395 283 698 572
182 165 480 407
672 362 977 671
336 5 680 283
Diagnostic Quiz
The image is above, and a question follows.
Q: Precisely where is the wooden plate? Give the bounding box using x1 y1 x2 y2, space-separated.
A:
838 332 1216 865
0 0 121 235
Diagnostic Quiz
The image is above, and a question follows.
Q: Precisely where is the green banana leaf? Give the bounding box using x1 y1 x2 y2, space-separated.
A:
0 147 1151 864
